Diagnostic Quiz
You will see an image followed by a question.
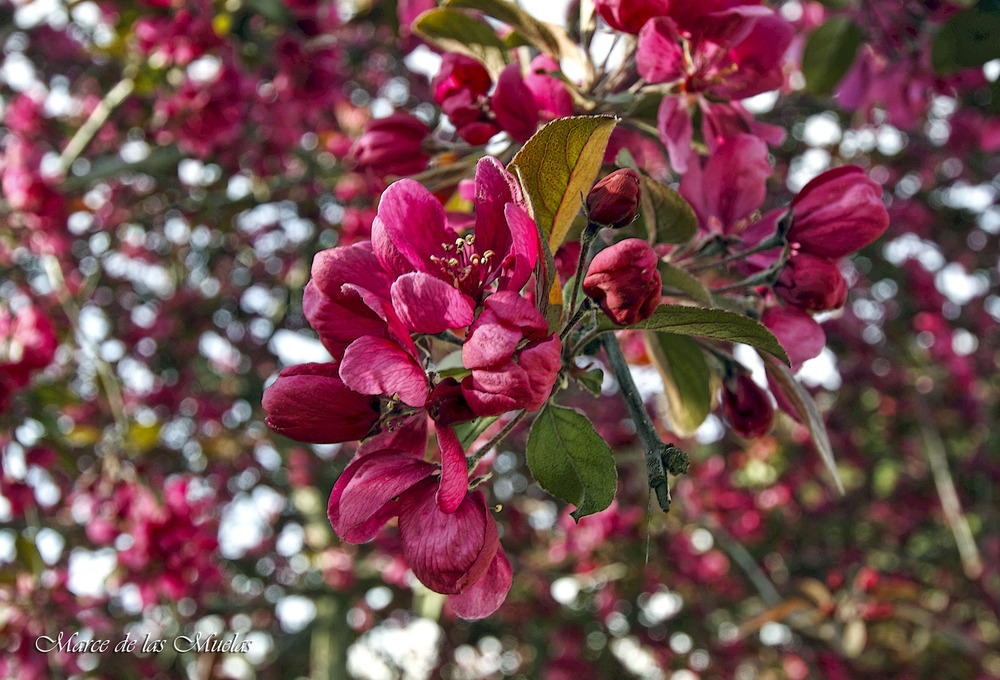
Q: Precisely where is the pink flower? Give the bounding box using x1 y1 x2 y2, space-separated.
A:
432 53 500 144
0 304 57 411
460 292 561 416
774 253 848 312
328 443 512 619
583 239 662 326
372 156 539 302
679 134 771 234
636 7 792 172
721 373 774 439
788 166 890 259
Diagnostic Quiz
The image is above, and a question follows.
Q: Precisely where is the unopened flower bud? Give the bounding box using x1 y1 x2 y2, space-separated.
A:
721 373 774 439
587 168 641 228
789 166 889 259
583 238 661 325
350 112 430 178
774 252 848 312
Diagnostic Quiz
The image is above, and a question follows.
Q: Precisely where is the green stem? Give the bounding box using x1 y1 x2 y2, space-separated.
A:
59 75 135 174
602 333 688 512
467 410 528 470
566 223 600 319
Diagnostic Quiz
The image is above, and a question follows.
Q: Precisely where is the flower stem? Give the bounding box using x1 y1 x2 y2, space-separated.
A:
602 333 688 512
467 409 528 470
566 222 600 319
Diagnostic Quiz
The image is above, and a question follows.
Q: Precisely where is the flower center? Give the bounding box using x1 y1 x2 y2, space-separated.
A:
429 234 495 294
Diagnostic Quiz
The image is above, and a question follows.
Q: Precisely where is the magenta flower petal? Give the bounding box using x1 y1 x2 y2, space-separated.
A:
461 362 531 416
435 425 468 514
262 362 379 443
518 335 562 411
496 203 539 293
391 272 476 333
636 18 686 84
448 548 513 620
463 311 524 370
370 215 414 279
473 156 523 258
789 166 889 259
761 306 826 372
340 336 429 407
328 450 436 543
303 281 386 357
311 243 392 302
491 64 539 143
656 96 695 174
398 483 499 595
375 178 455 275
702 134 770 232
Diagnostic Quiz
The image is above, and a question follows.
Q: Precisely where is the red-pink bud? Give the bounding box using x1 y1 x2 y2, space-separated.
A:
350 112 430 178
721 373 774 439
774 252 848 312
587 168 642 228
789 166 890 259
583 238 661 326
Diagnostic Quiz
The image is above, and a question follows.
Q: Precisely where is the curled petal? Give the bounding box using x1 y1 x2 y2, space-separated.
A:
494 203 539 293
462 311 523 370
398 483 499 595
473 156 522 259
303 281 385 358
448 548 513 620
518 336 562 411
435 425 469 514
462 362 531 416
340 336 429 407
311 244 391 302
636 18 686 83
328 450 436 543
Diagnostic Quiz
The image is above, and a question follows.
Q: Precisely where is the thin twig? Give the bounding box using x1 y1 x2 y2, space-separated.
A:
915 399 983 579
59 76 135 174
467 410 528 470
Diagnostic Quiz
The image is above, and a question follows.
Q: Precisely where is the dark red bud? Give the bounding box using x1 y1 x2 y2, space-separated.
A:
582 238 661 326
721 373 774 439
587 168 641 228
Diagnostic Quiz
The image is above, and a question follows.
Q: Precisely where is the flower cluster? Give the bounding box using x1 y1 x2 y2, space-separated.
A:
263 157 561 617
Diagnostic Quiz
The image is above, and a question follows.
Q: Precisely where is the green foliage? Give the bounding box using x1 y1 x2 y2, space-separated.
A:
802 16 864 95
932 3 1000 74
413 8 508 75
657 261 714 307
508 115 618 250
599 305 791 366
763 354 844 495
639 177 699 244
643 332 712 437
526 403 617 521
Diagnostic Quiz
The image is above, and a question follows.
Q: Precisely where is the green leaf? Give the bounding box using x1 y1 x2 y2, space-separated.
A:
526 404 617 521
574 367 604 396
454 416 499 449
802 17 864 95
640 177 699 245
599 304 791 366
932 4 1000 75
762 354 844 495
413 8 508 76
508 115 618 250
658 261 713 307
446 0 564 62
643 332 712 436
